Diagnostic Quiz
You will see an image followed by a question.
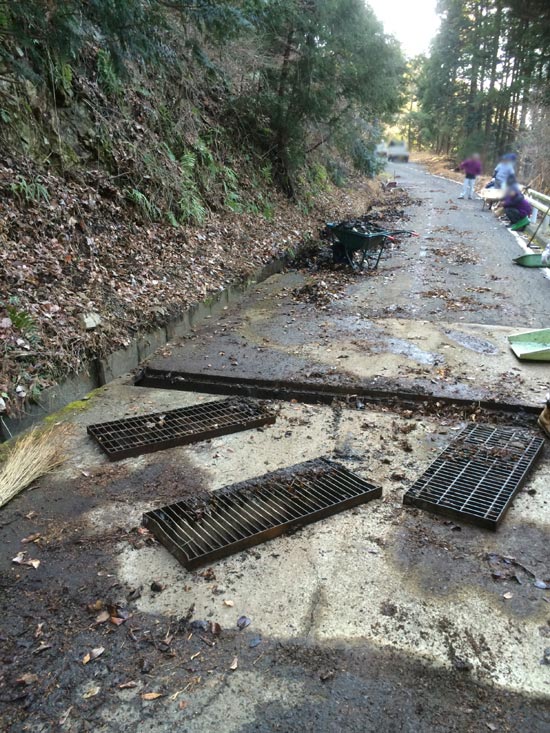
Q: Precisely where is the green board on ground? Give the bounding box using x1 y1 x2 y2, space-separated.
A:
508 329 550 361
513 253 546 267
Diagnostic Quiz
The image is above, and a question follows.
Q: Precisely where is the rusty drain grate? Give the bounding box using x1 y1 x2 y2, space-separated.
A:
87 398 275 460
403 424 544 529
143 458 381 569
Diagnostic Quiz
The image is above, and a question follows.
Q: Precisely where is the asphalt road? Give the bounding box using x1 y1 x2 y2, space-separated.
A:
374 162 549 328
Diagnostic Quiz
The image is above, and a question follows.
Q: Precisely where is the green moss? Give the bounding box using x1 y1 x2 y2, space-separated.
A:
43 388 103 424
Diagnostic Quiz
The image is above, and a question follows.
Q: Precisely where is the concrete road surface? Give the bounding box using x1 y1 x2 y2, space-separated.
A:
1 164 549 733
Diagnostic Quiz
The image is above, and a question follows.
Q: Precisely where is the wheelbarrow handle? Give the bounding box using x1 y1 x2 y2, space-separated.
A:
381 229 419 237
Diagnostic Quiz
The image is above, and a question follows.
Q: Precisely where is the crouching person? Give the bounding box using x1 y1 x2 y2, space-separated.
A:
500 178 532 231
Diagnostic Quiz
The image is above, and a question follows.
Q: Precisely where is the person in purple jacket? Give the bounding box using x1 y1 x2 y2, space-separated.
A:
458 153 482 200
500 177 533 230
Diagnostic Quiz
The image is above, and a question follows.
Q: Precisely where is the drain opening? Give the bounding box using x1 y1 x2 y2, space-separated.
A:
135 367 542 416
143 458 381 569
403 424 544 529
87 398 275 460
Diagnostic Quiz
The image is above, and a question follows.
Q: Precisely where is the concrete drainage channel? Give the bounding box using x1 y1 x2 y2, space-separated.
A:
0 256 287 441
135 366 543 418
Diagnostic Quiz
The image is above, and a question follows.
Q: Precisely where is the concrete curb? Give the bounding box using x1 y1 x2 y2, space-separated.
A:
0 256 287 440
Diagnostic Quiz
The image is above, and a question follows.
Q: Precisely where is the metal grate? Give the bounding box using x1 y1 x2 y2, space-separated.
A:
87 398 275 460
403 424 544 529
143 458 381 569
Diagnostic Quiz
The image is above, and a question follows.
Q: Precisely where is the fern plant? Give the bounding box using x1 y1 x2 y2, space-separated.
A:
177 192 206 225
165 210 179 227
97 50 121 95
10 175 50 204
177 149 206 224
126 188 160 221
221 166 243 212
55 62 73 97
6 305 35 333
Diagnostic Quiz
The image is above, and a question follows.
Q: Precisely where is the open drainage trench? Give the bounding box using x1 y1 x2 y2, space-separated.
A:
135 366 542 417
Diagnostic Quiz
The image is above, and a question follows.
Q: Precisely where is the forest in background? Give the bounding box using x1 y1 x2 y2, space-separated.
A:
404 0 550 187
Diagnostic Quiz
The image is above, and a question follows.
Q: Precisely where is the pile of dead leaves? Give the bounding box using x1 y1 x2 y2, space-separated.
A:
0 159 417 415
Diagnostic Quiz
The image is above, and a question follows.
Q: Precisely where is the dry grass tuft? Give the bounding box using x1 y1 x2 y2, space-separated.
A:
0 425 69 508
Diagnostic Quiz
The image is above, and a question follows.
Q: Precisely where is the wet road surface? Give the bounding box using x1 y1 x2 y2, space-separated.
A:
1 164 549 733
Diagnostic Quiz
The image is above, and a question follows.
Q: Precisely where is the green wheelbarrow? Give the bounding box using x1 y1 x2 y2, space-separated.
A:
326 223 418 271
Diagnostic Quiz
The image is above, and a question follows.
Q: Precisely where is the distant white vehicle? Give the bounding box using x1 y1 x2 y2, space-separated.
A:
387 140 409 163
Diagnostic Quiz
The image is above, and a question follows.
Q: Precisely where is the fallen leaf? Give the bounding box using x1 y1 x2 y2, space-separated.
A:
502 592 513 600
87 600 104 612
83 686 100 698
95 610 110 624
21 533 41 544
118 681 138 689
210 621 221 636
33 642 52 654
223 599 234 607
59 706 72 725
141 691 164 700
34 623 44 638
534 579 549 590
82 646 104 664
230 656 238 671
12 552 40 568
16 673 39 686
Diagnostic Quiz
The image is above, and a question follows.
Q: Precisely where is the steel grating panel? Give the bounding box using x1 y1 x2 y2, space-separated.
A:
143 458 381 568
403 424 544 529
87 398 275 460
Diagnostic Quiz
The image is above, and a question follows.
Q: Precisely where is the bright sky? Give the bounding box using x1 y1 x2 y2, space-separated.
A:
367 0 440 57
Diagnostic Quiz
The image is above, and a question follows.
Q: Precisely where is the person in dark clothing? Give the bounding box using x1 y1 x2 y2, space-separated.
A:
458 153 482 199
500 178 532 230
